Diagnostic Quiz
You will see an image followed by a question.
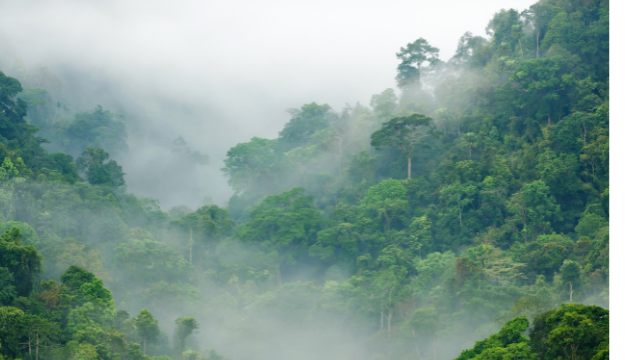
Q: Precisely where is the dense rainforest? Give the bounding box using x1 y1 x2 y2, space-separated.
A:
0 0 609 359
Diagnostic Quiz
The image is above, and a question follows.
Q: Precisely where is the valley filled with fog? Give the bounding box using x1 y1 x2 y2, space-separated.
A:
0 0 610 359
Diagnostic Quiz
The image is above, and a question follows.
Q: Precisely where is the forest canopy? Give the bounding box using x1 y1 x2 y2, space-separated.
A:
0 0 609 359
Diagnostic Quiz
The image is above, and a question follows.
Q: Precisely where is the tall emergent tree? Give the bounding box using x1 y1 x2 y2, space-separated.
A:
76 147 125 187
0 228 42 298
170 205 235 263
174 317 199 354
134 308 160 355
395 38 440 88
371 113 435 178
560 260 581 302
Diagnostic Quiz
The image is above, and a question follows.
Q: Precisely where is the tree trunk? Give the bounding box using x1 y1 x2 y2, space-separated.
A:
380 310 384 329
407 157 412 179
36 331 39 360
536 24 540 58
143 336 147 355
523 221 528 243
385 212 392 233
570 282 574 302
518 39 524 58
591 161 595 176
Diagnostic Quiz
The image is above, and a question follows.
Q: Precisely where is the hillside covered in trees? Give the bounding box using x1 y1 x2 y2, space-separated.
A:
0 0 609 359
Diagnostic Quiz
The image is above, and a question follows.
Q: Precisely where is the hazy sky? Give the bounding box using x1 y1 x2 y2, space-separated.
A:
0 0 539 207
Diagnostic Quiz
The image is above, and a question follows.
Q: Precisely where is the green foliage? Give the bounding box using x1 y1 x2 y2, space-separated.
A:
1 260 152 360
174 317 199 354
205 349 229 360
221 137 289 195
0 268 16 306
1 71 79 183
0 72 36 152
0 307 26 359
114 238 192 283
455 316 537 360
559 260 581 285
0 227 42 297
370 113 435 178
170 205 235 253
61 265 98 290
370 89 398 120
55 105 127 157
279 103 334 151
395 38 440 87
134 309 160 355
530 304 608 360
0 1 610 359
236 187 325 283
507 180 560 243
62 266 116 340
76 147 125 187
575 213 607 238
64 340 99 360
182 350 201 360
0 221 38 246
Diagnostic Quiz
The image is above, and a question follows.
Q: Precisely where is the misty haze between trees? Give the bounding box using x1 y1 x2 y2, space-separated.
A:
0 0 609 359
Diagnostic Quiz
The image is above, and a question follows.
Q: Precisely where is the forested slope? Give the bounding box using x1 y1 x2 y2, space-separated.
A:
0 0 609 359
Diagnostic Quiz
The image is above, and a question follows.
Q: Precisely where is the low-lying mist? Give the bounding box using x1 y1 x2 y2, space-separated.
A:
0 0 538 210
0 0 610 360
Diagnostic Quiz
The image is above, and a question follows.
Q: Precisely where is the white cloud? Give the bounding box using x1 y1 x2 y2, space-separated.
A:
0 0 537 208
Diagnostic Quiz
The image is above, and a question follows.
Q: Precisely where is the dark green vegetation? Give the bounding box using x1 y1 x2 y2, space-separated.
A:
457 304 608 360
0 0 608 359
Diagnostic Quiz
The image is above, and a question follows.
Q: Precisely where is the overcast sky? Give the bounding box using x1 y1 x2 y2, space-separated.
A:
0 0 539 207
